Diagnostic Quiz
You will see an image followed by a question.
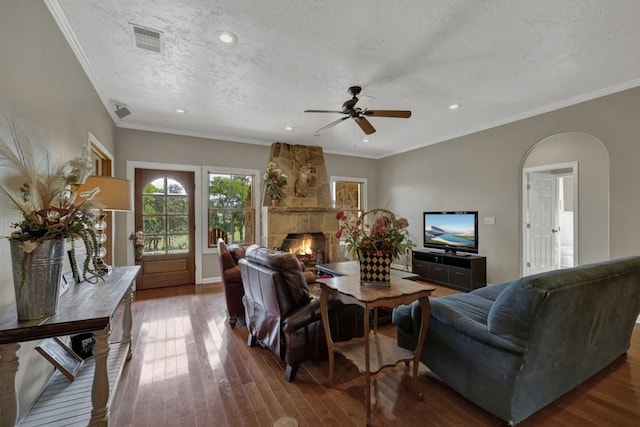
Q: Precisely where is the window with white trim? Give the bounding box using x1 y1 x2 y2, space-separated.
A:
331 176 367 224
205 168 258 247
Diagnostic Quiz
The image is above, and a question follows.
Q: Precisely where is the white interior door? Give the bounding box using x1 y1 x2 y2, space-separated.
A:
526 172 559 275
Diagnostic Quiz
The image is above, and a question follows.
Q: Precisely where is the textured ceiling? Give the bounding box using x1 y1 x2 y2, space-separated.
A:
48 0 640 158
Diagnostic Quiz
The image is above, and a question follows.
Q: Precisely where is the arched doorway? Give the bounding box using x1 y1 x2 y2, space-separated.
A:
521 132 609 275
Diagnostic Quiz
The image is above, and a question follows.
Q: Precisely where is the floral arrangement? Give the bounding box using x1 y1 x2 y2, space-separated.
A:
336 209 414 260
264 161 288 201
129 230 145 260
0 119 100 269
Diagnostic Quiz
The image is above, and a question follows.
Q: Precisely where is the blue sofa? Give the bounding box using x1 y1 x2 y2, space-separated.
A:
392 256 640 424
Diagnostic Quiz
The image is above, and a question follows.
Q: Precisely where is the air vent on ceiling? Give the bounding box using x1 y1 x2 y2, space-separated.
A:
132 24 162 53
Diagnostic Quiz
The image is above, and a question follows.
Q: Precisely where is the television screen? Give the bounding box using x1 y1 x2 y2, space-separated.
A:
423 211 478 254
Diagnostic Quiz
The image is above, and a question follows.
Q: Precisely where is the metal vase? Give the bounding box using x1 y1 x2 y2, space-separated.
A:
10 239 65 320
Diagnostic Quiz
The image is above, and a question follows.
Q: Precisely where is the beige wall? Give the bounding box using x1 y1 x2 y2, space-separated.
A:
114 128 378 280
0 0 116 415
378 87 640 283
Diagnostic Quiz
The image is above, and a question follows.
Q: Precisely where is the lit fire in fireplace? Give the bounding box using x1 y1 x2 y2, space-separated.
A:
289 237 313 255
286 237 317 268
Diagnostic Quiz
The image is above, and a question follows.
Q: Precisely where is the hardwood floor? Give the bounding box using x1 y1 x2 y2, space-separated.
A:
109 283 640 426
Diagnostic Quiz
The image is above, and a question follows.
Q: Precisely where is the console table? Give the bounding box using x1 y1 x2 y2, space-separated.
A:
0 266 139 427
318 275 434 426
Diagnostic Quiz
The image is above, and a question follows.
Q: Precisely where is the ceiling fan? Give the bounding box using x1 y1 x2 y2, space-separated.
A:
304 86 412 135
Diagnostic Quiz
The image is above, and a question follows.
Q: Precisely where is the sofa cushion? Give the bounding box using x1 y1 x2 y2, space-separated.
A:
487 278 547 345
245 246 311 306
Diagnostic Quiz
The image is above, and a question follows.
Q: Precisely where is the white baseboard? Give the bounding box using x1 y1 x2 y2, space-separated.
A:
199 276 222 285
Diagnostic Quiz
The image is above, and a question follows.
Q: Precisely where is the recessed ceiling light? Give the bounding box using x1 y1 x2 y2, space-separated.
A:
284 124 294 131
217 31 238 44
175 108 187 114
449 103 462 110
362 138 370 143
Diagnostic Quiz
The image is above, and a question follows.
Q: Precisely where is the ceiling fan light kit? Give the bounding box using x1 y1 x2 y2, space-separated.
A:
305 86 411 135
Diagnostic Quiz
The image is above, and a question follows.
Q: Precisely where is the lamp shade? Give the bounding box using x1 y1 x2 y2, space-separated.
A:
77 176 133 211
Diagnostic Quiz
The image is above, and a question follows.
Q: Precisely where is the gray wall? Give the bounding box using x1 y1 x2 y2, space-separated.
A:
114 128 378 279
0 0 116 414
378 87 640 283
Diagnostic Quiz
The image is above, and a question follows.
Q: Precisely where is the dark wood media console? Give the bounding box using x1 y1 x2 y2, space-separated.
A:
412 250 486 291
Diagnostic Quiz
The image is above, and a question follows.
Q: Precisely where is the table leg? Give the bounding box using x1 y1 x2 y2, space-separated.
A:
0 343 20 427
319 286 334 384
122 286 134 360
89 325 110 426
364 303 371 426
412 296 430 401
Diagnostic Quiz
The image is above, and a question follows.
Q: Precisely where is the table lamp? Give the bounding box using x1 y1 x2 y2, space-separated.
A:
77 176 133 272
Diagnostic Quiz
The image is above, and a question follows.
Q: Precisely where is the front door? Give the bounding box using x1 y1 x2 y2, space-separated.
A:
135 169 195 289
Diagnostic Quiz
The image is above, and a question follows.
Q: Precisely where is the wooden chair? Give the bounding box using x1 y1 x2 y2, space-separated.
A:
209 228 228 246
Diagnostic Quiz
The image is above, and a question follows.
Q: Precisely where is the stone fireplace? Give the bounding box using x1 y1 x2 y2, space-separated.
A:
261 143 339 263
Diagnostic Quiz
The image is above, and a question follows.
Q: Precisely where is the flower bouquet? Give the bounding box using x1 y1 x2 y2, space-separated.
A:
336 209 414 284
129 230 145 261
264 161 287 204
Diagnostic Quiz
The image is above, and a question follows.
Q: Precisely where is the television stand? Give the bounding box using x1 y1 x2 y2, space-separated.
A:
412 250 486 291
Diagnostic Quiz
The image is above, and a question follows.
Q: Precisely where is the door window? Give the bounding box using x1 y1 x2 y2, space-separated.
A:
142 177 189 255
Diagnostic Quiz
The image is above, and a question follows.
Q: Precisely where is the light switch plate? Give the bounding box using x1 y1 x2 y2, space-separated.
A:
484 216 495 225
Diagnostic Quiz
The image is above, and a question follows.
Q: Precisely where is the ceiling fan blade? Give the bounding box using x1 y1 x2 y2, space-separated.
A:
315 116 350 133
355 116 376 135
304 109 345 114
363 110 412 118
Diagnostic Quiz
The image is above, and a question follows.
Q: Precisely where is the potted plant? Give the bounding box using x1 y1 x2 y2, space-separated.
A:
0 119 101 320
336 209 414 284
264 161 288 205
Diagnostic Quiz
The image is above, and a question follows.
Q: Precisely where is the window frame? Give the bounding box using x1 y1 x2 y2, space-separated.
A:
202 166 261 254
330 176 368 213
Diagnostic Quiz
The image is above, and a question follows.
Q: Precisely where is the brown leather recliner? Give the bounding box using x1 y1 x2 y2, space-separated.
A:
239 245 363 381
217 238 246 327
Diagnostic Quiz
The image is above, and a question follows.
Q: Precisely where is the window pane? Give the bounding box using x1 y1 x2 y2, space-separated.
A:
144 195 166 214
207 171 255 246
167 178 187 195
168 235 189 253
145 236 166 255
335 181 362 210
144 216 166 234
145 178 165 194
167 195 188 214
168 215 189 233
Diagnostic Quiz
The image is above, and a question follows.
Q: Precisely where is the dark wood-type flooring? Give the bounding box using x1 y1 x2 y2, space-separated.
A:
109 282 640 426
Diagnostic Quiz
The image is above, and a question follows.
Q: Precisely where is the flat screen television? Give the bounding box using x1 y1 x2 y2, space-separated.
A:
423 211 478 254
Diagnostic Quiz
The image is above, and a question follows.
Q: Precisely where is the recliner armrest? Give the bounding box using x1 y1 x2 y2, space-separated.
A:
282 299 321 333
